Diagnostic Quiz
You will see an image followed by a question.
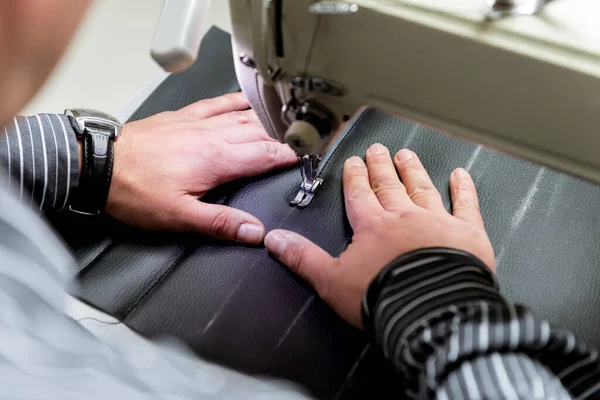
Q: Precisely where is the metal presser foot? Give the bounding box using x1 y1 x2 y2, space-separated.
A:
291 154 323 208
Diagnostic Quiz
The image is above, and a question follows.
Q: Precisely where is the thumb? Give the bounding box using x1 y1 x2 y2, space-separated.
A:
265 230 336 296
176 199 266 244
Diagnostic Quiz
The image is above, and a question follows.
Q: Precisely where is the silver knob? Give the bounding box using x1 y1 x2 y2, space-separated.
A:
484 0 546 19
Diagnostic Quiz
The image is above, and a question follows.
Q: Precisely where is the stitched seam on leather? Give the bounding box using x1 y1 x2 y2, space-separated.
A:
121 249 190 320
261 111 369 372
271 109 369 232
332 343 372 400
75 239 115 278
317 108 368 175
203 110 369 372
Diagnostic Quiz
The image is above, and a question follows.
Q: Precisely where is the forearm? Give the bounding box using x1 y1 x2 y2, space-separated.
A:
0 114 79 212
363 248 599 399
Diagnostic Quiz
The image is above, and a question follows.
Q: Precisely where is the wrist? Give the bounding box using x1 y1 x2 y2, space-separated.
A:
361 248 499 344
65 109 121 215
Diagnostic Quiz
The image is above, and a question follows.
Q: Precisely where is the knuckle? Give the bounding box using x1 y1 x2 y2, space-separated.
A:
316 275 334 303
371 176 400 189
369 152 391 164
394 208 419 220
216 94 236 109
452 179 475 193
231 110 251 125
209 211 233 239
207 145 226 165
453 199 481 214
314 259 338 302
202 95 233 113
372 185 399 198
408 182 440 202
285 242 307 275
348 187 373 201
259 141 279 163
347 165 368 177
398 163 425 178
409 182 434 194
344 159 367 175
354 214 384 231
166 199 190 227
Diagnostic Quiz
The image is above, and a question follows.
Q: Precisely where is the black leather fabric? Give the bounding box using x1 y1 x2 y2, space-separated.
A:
50 27 600 399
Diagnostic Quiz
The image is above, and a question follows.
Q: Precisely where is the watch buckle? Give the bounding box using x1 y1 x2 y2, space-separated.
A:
68 205 101 216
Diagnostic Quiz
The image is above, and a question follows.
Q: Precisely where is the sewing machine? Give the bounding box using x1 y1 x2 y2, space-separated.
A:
152 0 600 205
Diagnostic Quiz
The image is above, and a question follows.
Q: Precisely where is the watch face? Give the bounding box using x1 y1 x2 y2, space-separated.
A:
65 108 122 138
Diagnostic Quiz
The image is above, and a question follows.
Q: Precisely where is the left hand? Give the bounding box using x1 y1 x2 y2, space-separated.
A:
106 93 298 244
264 144 494 328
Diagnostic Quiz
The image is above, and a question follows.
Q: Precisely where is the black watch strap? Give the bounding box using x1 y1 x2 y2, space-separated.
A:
69 127 115 215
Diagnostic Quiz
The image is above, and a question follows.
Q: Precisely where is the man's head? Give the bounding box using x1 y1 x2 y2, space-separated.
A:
0 1 91 126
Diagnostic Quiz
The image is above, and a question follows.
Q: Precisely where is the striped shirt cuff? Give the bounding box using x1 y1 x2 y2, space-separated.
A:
363 248 600 399
0 114 79 212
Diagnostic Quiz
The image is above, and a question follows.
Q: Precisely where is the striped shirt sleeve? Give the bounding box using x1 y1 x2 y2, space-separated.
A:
363 248 600 399
0 114 79 212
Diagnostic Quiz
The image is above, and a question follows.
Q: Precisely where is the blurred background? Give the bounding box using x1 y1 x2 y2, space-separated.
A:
21 0 231 120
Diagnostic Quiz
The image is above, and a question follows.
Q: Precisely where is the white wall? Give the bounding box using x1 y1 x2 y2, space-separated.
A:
21 0 231 119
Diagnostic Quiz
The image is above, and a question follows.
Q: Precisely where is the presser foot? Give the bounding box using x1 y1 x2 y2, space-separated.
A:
291 154 323 208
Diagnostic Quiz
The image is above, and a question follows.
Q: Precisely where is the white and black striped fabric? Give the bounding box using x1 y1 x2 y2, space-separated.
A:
364 248 600 399
0 114 78 212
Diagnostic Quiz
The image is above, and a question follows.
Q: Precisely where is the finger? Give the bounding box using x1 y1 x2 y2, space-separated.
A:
342 156 383 228
175 198 266 244
394 149 445 212
365 143 410 211
224 141 298 180
216 113 276 144
265 229 336 297
450 168 485 228
221 125 277 144
181 93 250 120
183 110 275 144
202 109 261 130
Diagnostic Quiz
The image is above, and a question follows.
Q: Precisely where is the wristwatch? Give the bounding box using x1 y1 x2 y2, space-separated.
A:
65 108 122 215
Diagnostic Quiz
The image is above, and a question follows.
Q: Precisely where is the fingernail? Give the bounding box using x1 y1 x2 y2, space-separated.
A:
396 149 413 162
346 156 364 167
265 231 288 257
237 223 265 244
454 168 468 178
368 143 387 155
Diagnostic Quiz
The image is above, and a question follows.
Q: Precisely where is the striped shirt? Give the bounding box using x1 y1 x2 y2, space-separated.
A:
364 248 600 399
0 114 79 212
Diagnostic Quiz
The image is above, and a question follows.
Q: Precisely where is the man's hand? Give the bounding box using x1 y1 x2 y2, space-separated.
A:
265 143 494 328
106 93 298 244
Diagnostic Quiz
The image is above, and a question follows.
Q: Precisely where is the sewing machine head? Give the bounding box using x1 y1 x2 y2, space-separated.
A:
152 0 600 192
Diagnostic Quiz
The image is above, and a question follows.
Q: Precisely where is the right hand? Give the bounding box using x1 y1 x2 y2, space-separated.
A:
106 93 298 244
265 144 495 328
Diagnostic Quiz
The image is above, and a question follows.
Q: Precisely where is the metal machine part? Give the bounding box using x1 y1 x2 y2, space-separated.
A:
290 155 323 207
484 0 548 19
308 2 359 15
156 0 600 205
285 101 333 207
285 101 335 155
151 0 211 72
228 0 600 188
